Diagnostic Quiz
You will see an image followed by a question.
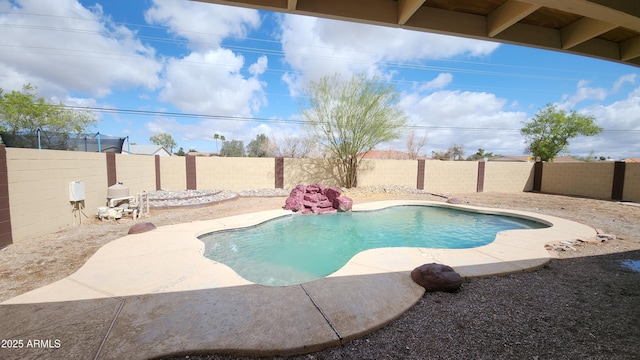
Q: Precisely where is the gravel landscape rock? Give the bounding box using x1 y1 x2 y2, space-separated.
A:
148 189 238 208
1 187 639 360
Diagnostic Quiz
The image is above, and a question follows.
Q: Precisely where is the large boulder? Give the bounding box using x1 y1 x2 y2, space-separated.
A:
284 196 304 212
289 187 305 199
303 193 324 203
316 199 334 209
315 206 336 214
411 263 463 292
333 196 353 212
293 184 307 193
128 222 157 235
324 187 342 202
306 183 324 194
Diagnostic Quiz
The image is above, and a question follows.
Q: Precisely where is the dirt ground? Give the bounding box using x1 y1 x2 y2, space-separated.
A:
2 191 640 359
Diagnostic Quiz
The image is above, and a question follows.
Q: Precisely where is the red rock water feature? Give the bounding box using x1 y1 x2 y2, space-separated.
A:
283 184 353 214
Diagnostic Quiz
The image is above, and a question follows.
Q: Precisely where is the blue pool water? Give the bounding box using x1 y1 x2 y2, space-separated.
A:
200 205 548 286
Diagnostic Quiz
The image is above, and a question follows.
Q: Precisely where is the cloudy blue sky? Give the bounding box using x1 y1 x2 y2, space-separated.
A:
1 0 639 159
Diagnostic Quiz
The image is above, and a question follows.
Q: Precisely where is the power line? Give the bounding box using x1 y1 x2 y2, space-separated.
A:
64 105 640 133
64 105 308 125
4 9 638 137
0 10 602 77
0 12 593 84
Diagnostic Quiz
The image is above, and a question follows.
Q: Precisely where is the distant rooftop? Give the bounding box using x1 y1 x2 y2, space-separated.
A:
125 145 171 156
488 155 583 163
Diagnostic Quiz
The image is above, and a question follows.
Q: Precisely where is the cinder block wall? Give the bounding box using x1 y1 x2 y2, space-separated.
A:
357 159 417 187
623 163 640 202
6 148 107 242
484 162 535 192
283 158 341 188
424 161 477 193
196 157 274 191
541 162 615 199
159 156 187 191
114 154 156 196
5 150 639 245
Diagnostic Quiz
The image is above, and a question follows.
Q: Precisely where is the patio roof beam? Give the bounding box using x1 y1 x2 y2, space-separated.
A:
397 0 426 25
561 17 617 49
522 0 640 32
487 0 540 37
621 35 640 61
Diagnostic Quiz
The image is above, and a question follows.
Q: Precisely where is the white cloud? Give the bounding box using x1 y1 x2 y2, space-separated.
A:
613 74 636 92
409 90 507 119
278 14 500 94
144 0 260 51
399 90 528 156
546 75 640 158
559 80 607 109
146 117 181 135
0 0 162 98
419 73 453 91
559 74 639 109
145 1 267 119
159 49 266 116
249 56 268 76
572 86 640 159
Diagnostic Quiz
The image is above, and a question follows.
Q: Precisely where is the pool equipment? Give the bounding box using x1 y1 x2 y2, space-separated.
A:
97 182 149 220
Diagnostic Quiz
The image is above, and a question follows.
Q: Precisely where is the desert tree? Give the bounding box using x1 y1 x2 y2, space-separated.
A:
302 73 407 188
246 133 269 157
406 130 428 159
467 148 497 161
0 84 96 149
521 104 602 162
431 144 465 161
431 149 451 161
266 136 318 158
149 133 177 154
220 139 244 157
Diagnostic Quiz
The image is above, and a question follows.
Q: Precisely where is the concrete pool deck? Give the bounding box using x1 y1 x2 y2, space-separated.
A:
0 200 596 359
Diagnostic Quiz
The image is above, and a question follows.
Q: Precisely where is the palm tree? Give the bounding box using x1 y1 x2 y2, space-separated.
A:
214 133 220 154
220 135 226 156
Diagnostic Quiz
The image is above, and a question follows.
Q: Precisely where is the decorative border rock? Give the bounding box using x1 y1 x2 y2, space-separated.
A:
128 222 157 234
411 263 463 292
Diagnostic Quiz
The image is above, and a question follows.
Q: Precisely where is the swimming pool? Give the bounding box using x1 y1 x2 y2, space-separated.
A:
200 205 548 286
